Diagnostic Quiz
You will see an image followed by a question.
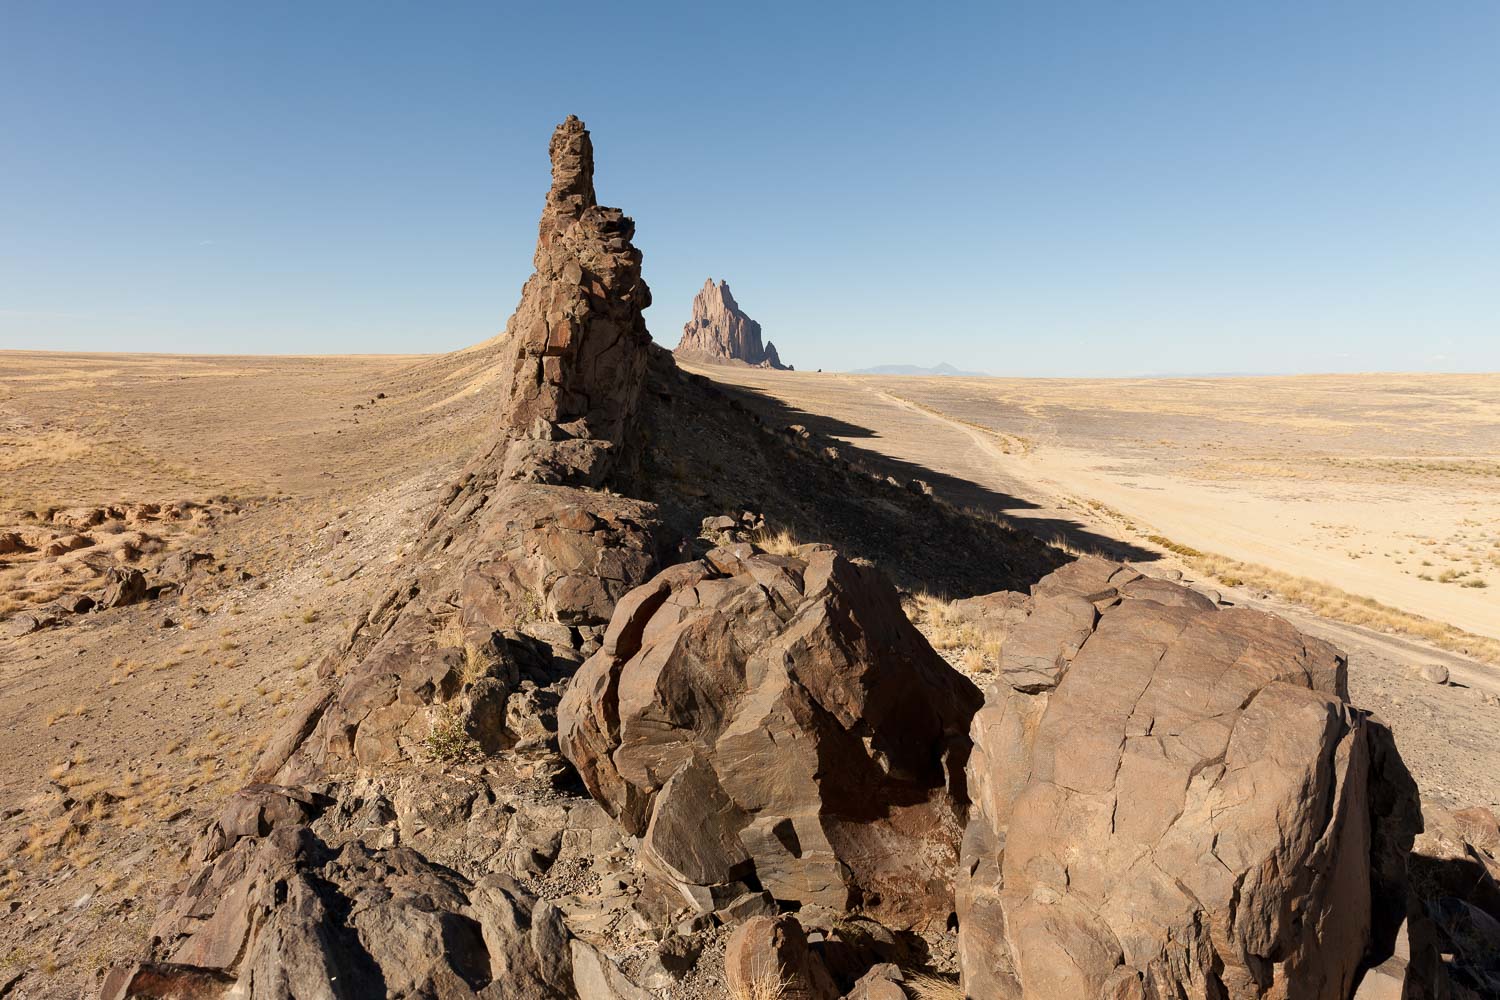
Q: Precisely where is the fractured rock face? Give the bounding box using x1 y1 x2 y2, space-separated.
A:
673 278 789 370
133 786 613 1000
494 114 654 487
127 118 665 999
558 542 980 930
957 556 1378 999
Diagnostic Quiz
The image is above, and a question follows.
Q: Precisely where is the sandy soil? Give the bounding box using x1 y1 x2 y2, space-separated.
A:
695 367 1500 640
2 350 1497 996
0 347 504 995
688 360 1500 811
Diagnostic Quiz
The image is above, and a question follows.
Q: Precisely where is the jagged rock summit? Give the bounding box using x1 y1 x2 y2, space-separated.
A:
493 113 654 486
674 277 790 370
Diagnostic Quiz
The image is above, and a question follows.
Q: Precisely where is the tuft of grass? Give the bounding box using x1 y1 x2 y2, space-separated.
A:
730 966 788 1000
905 972 965 1000
424 709 481 764
1147 534 1205 559
752 527 802 557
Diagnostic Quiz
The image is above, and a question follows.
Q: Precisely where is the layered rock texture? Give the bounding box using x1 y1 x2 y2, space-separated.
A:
492 114 654 486
673 278 789 369
559 542 980 930
956 556 1394 999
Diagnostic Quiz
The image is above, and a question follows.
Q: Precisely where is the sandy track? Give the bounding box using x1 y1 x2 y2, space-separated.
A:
694 366 1500 641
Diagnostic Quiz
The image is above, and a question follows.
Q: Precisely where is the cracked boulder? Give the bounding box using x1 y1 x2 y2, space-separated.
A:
559 542 981 930
957 556 1385 999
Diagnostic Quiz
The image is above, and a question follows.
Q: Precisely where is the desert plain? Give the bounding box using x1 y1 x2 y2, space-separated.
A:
2 346 1498 996
698 366 1500 644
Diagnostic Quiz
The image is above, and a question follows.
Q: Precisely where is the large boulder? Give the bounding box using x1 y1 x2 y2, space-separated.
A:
958 556 1382 999
559 542 981 930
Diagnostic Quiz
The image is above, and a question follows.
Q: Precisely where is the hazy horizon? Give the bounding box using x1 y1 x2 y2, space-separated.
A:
4 1 1498 377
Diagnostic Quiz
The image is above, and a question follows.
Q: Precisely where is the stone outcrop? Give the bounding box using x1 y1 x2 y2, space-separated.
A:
109 785 629 1000
957 556 1383 999
119 117 666 999
558 541 981 930
673 278 789 369
493 114 655 487
104 115 1434 1000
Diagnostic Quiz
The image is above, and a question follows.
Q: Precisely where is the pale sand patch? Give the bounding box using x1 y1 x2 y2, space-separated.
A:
689 364 1500 643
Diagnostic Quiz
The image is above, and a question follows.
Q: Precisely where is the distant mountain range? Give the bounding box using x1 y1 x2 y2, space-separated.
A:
847 362 990 377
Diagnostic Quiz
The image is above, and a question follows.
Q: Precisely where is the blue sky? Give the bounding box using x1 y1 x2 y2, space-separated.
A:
2 1 1497 375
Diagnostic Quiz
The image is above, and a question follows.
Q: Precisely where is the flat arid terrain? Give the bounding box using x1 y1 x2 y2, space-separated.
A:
3 117 1499 1000
696 366 1500 642
688 364 1500 812
3 348 1498 997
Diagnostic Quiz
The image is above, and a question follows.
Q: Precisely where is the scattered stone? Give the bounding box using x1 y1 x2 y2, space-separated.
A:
1418 663 1450 685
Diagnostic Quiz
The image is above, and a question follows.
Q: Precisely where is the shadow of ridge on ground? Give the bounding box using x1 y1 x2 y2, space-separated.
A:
702 377 1163 567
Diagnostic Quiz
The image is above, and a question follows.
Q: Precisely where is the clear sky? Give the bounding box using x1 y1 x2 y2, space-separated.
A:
3 1 1497 375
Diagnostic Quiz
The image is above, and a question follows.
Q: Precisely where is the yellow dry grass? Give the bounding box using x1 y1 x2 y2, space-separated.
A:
730 966 788 1000
1157 539 1500 665
752 526 803 557
904 972 965 999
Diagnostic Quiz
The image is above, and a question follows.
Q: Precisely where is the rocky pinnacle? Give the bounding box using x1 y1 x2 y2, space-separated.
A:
674 278 788 370
493 115 654 487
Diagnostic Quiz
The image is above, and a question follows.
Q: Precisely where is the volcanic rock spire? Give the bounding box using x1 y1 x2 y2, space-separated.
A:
674 278 789 369
494 115 653 486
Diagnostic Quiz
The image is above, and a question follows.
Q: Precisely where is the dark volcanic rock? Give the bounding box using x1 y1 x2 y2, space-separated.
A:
956 556 1399 999
492 114 655 487
673 278 789 370
559 541 980 930
126 116 664 999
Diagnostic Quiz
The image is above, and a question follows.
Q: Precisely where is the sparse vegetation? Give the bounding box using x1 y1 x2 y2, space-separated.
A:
905 972 965 1000
424 709 481 764
731 965 788 1000
1149 535 1500 665
753 526 803 557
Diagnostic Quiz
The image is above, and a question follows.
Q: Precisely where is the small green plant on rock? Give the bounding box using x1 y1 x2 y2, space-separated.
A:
424 709 480 764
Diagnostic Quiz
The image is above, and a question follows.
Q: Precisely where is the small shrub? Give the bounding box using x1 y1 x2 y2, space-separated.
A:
905 973 964 1000
424 710 480 764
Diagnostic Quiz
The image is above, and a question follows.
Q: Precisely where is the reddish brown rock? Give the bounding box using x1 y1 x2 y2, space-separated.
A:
147 817 615 998
559 542 980 930
958 556 1384 999
491 115 654 487
126 119 668 998
673 278 789 369
724 915 839 1000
